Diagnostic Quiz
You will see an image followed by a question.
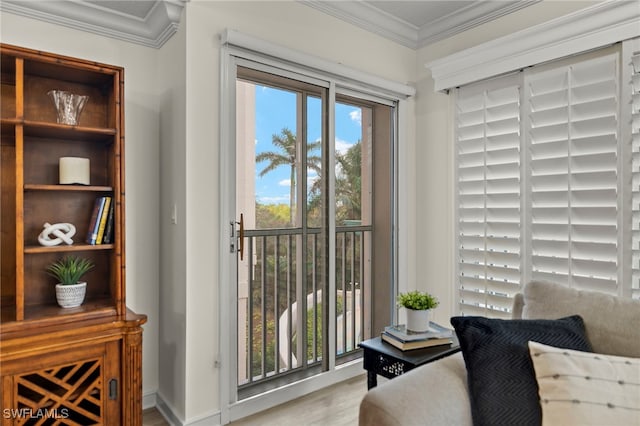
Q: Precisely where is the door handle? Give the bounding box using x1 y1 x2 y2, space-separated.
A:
238 213 244 261
229 214 245 260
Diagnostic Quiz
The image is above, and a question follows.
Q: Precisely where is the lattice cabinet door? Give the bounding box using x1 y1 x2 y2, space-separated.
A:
1 341 120 425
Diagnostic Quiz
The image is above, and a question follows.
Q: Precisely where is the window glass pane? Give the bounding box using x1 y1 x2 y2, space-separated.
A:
335 102 372 227
307 95 323 229
254 85 298 229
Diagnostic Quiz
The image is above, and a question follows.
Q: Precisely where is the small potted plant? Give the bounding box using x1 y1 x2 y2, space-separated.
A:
47 255 94 308
397 290 439 332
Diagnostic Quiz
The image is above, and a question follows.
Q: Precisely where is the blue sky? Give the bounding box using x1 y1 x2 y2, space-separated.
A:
254 85 362 204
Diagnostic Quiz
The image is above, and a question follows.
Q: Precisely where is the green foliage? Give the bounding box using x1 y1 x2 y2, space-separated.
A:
256 203 291 229
335 141 362 224
306 304 322 362
46 255 94 286
251 315 276 374
397 290 439 310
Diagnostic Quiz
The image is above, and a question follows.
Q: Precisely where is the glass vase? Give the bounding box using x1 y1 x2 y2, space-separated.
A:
47 90 89 125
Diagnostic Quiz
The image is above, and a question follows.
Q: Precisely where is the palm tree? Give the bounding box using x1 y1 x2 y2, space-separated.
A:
256 127 321 225
335 141 362 223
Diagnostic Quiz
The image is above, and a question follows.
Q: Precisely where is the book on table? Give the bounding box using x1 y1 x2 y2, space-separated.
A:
384 322 453 341
381 322 453 351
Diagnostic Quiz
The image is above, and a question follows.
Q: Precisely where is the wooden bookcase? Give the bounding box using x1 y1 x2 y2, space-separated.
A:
0 44 146 425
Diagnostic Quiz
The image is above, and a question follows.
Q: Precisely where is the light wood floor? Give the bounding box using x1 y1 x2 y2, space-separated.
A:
142 407 170 426
142 374 369 426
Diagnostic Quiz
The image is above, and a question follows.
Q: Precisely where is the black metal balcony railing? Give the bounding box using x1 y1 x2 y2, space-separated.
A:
237 226 370 390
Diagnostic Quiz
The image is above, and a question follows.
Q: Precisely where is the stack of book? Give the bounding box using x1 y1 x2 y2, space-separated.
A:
86 196 115 245
381 322 453 351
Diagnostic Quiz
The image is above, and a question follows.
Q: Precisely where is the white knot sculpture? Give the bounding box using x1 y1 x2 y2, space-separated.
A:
38 222 76 246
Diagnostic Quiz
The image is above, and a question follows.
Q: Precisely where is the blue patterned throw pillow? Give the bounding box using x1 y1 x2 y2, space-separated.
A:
450 315 593 426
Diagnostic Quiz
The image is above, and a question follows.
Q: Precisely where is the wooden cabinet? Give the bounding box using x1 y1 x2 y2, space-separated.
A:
0 44 146 425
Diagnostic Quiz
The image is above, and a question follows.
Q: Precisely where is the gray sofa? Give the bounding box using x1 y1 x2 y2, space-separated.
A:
359 281 640 426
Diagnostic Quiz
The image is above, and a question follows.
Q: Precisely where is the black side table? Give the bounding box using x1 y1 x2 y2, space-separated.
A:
359 335 460 389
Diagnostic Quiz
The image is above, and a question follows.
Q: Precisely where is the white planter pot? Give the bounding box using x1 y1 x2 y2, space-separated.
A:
405 308 432 332
55 282 87 308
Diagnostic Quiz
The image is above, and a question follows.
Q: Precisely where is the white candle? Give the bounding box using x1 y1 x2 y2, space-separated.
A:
59 157 90 185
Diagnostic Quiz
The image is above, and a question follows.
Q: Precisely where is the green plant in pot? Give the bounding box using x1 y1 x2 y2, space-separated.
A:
47 255 94 308
397 290 439 332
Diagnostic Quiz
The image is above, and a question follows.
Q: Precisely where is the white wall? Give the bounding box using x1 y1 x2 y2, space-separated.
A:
0 11 161 401
415 0 600 325
157 12 188 422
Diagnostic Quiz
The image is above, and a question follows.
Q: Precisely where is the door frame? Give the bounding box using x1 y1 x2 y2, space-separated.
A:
219 47 360 425
218 36 412 424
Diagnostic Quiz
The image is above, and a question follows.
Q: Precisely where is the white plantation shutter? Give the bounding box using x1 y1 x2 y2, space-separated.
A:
454 47 640 316
525 55 620 294
456 81 521 317
630 43 640 300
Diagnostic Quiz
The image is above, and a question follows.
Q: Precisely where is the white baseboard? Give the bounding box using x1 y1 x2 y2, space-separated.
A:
155 395 181 426
143 391 157 410
154 392 222 426
184 411 222 426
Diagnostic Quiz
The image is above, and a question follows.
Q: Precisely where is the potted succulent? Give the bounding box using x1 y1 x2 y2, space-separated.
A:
47 255 94 308
397 290 439 332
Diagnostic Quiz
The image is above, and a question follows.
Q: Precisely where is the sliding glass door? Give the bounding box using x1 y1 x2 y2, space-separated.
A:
227 60 396 406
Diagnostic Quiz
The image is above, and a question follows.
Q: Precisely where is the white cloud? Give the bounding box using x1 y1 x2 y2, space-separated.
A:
349 109 361 125
335 138 353 155
279 179 291 187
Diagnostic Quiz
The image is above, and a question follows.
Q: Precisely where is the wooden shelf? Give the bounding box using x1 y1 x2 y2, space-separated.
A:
24 244 115 254
24 298 116 323
24 184 113 192
1 298 116 327
1 117 116 137
23 119 117 139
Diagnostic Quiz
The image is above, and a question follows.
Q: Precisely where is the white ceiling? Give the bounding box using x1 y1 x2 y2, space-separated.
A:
84 1 158 19
0 0 540 49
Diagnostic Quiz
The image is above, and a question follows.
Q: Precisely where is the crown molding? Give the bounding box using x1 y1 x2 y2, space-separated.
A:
300 0 539 50
426 0 640 92
0 0 187 48
417 0 539 46
301 0 419 49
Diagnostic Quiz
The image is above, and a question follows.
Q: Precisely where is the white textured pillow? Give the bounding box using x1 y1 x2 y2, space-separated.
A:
528 341 640 426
